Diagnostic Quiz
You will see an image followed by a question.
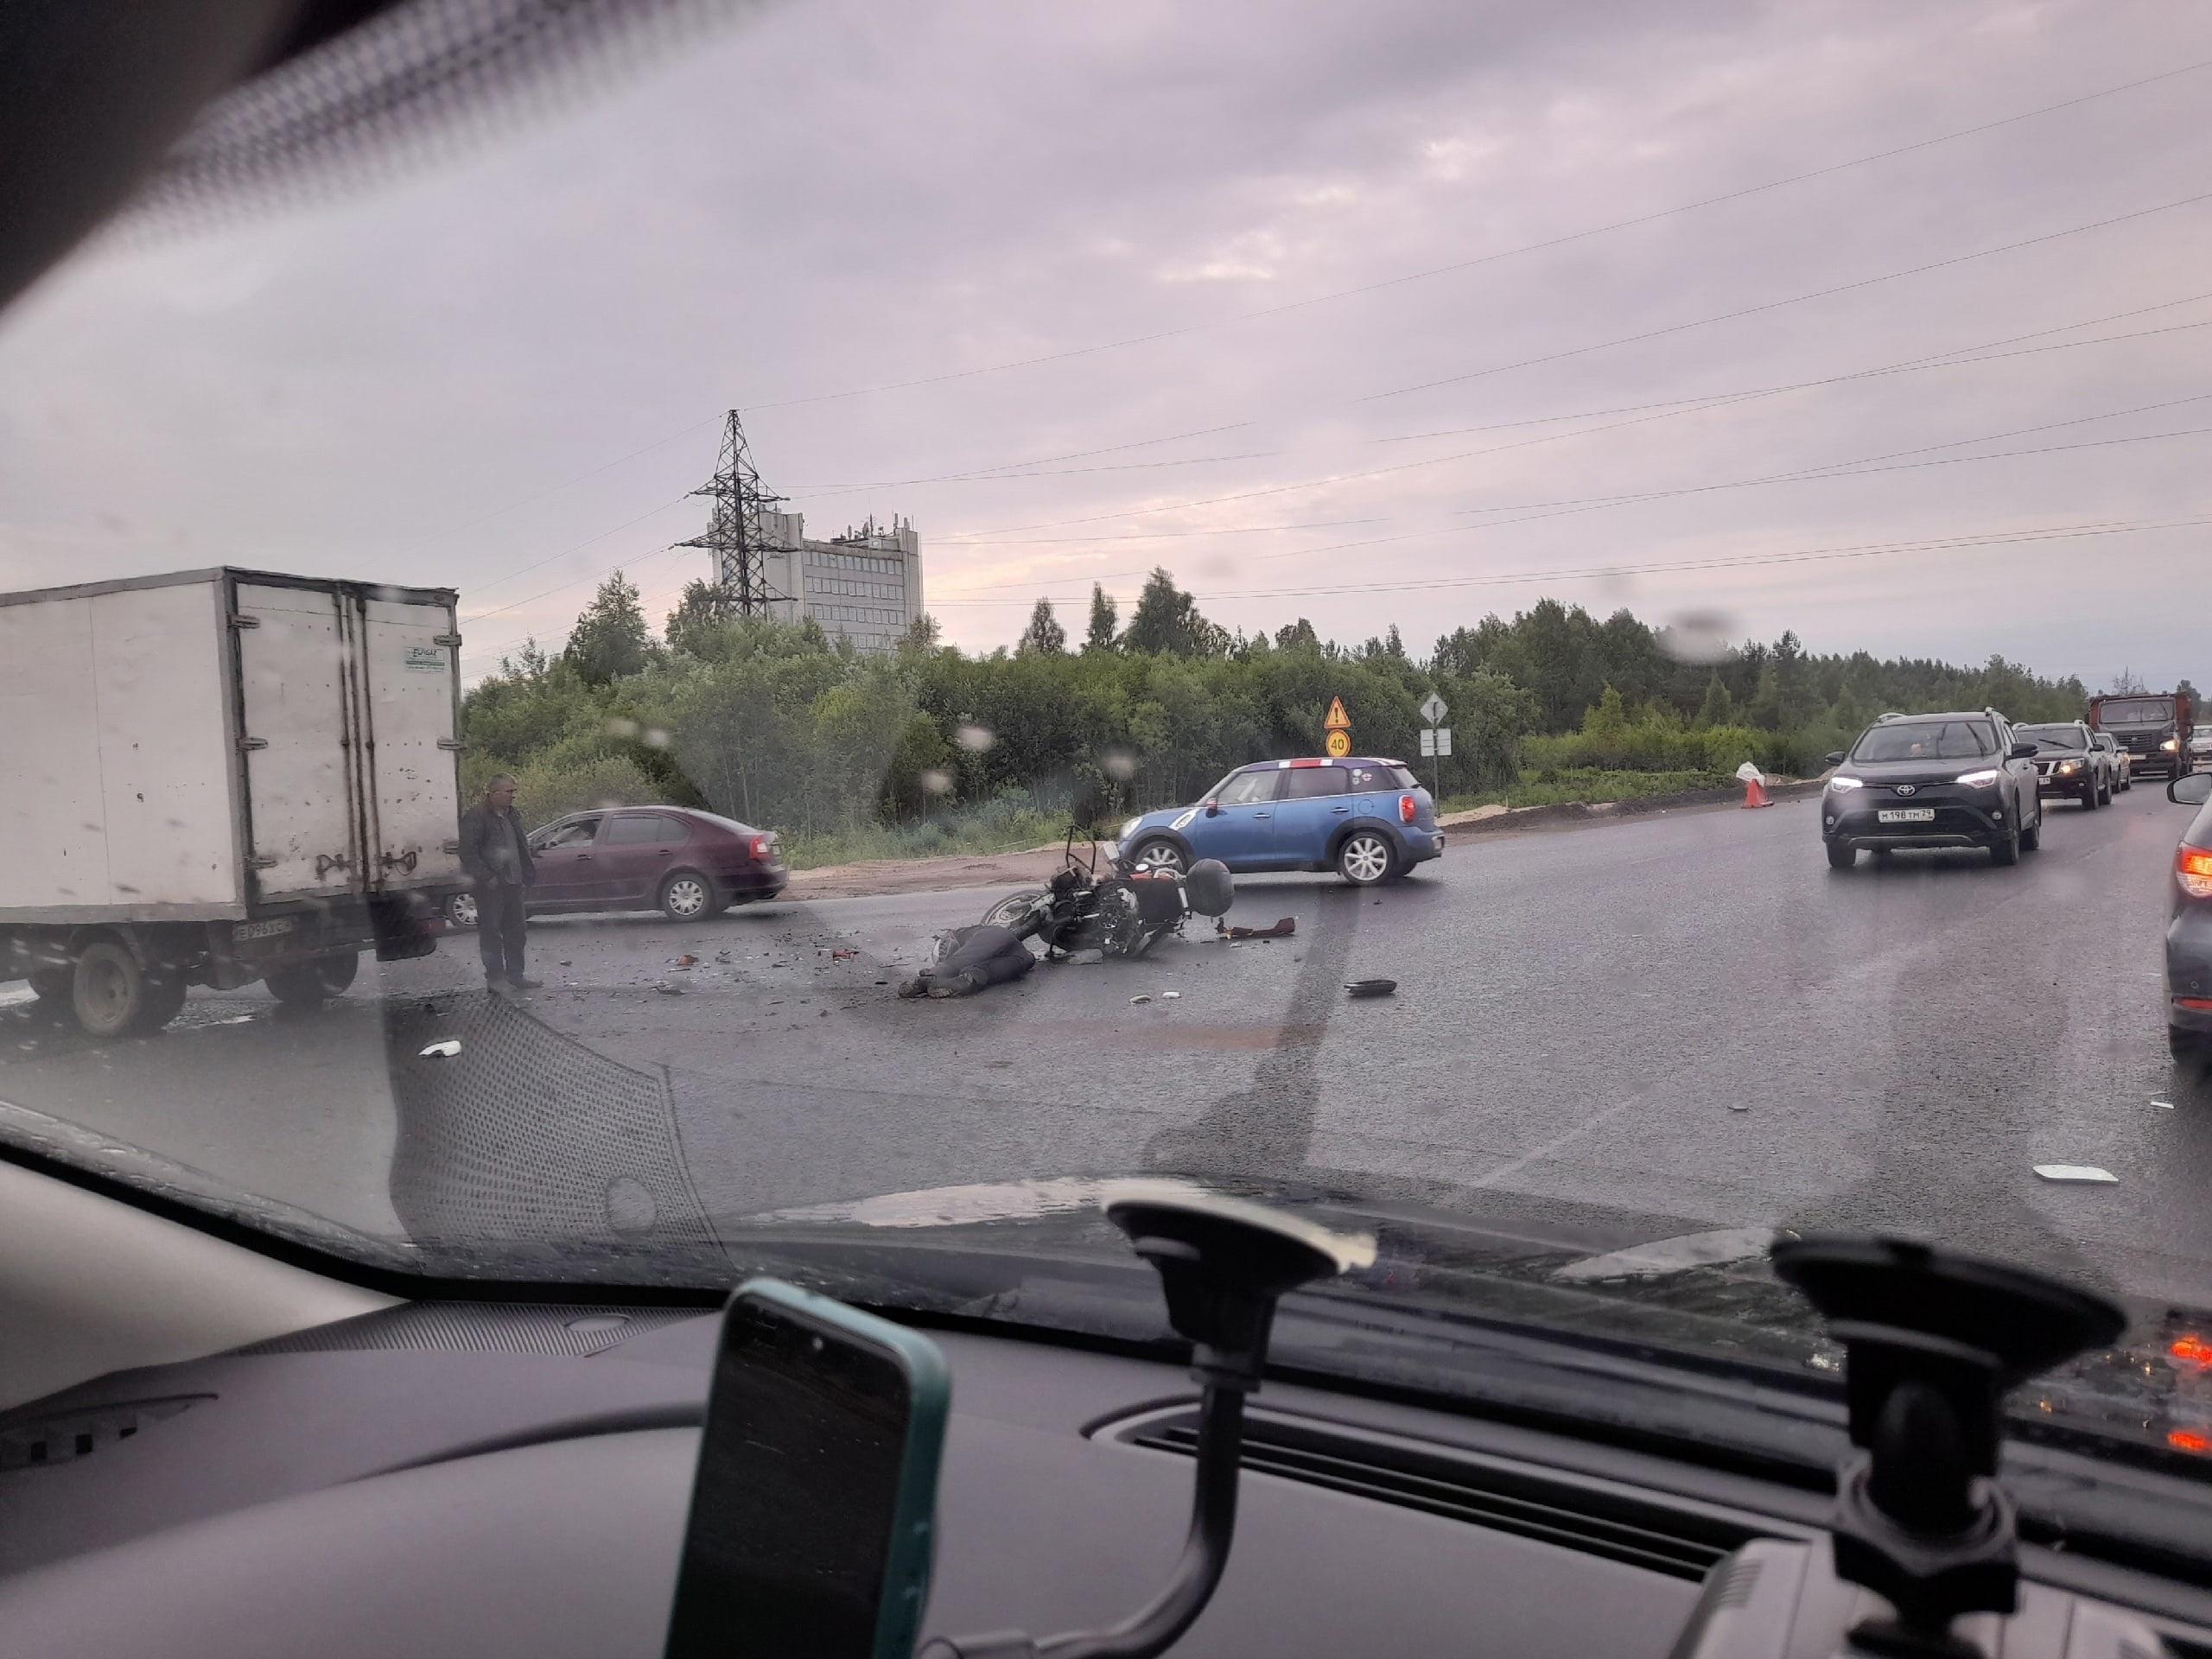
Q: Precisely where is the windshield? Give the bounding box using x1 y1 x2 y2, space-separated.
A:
7 3 2212 1472
2097 697 2175 724
1849 721 1994 762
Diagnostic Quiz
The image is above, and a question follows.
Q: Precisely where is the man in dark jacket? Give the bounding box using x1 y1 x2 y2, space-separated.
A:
458 774 539 992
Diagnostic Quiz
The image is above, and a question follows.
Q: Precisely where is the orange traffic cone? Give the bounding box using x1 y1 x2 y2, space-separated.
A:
1742 773 1771 808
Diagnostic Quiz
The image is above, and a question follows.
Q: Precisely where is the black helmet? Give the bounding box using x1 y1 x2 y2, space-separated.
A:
1183 858 1233 918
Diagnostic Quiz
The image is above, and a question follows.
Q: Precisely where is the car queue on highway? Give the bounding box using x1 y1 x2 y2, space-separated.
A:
1815 702 2211 1067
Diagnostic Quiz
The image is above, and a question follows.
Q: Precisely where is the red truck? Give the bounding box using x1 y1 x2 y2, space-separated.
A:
2088 690 2196 783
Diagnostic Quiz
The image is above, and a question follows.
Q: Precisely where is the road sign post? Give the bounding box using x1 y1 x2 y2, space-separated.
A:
1324 696 1352 760
1418 692 1449 798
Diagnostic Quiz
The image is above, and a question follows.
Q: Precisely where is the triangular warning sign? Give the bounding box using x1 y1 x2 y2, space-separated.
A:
1323 696 1351 730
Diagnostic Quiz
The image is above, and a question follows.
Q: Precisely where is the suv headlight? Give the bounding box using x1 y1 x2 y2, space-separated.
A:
1954 768 2001 787
1826 775 1863 791
1118 816 1142 842
2163 738 2181 752
2056 759 2080 775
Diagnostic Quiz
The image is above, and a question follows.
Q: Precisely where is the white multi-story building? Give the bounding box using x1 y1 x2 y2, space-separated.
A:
737 510 922 654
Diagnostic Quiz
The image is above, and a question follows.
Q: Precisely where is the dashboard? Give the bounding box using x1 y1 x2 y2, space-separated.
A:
3 1299 2209 1659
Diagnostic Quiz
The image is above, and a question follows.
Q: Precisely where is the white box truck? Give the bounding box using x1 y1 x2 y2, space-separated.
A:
0 568 467 1035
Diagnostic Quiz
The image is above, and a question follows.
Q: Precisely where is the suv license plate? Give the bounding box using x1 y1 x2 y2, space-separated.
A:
1878 808 1936 823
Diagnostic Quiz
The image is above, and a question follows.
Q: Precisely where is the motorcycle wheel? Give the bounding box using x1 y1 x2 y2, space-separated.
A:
979 888 1049 929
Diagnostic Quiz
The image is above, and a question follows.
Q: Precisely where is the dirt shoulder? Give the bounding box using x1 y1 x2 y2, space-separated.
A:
786 779 1823 902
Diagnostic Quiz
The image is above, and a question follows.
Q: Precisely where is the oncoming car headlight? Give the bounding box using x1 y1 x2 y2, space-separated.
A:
1955 769 2002 787
1118 816 1142 842
2056 760 2080 775
1827 775 1864 792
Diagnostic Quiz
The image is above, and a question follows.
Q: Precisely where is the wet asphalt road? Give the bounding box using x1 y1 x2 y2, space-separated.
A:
4 780 2209 1305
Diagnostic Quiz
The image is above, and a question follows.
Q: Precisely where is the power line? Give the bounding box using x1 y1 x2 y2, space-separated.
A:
931 294 2212 559
459 500 693 622
723 56 2212 416
1363 305 2212 446
779 420 1259 493
933 513 2212 610
928 188 2212 551
929 413 2212 603
1355 187 2212 407
427 59 2212 602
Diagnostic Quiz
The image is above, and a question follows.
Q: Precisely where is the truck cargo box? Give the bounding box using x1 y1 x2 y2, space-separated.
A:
0 569 464 922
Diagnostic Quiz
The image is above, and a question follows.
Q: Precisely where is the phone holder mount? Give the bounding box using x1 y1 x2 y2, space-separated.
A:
1769 1236 2124 1655
922 1183 1372 1659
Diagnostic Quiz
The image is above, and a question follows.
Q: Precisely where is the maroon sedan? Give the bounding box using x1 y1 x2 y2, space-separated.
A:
446 806 787 927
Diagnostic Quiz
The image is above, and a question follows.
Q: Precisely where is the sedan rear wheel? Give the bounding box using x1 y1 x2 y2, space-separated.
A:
659 870 719 922
1338 832 1395 886
445 890 479 930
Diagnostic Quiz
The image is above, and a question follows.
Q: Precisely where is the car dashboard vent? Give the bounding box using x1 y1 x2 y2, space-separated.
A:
0 1395 210 1474
1112 1405 1756 1581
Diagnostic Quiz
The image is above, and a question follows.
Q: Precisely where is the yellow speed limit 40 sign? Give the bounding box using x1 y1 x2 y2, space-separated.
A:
1325 729 1351 758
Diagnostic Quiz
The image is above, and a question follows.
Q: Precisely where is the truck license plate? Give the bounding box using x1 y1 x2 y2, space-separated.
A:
1878 808 1936 823
232 916 296 940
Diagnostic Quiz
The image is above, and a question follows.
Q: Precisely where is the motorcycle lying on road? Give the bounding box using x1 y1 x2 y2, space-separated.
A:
979 826 1234 959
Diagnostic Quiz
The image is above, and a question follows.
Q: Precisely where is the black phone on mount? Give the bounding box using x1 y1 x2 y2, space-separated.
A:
664 1279 952 1659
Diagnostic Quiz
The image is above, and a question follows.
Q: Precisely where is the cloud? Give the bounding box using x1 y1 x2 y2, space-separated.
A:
0 0 2207 688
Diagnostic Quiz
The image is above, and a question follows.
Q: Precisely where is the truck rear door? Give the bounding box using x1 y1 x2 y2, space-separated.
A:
232 581 363 901
358 592 464 893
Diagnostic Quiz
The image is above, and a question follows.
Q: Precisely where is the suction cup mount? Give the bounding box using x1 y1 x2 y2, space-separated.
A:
1770 1236 2124 1643
924 1182 1371 1659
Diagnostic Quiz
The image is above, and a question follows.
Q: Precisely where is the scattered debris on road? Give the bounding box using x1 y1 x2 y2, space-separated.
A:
1727 1101 1750 1112
832 947 858 961
670 954 698 969
1344 979 1396 999
1130 994 1152 1005
1222 918 1294 941
418 1039 462 1059
2153 1098 2176 1110
2033 1164 2118 1184
1161 990 1182 1001
657 978 687 995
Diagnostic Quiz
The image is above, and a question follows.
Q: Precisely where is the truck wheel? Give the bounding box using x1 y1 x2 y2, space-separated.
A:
71 942 181 1038
265 954 359 1006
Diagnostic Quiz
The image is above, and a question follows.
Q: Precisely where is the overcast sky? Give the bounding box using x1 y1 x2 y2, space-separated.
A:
3 0 2209 690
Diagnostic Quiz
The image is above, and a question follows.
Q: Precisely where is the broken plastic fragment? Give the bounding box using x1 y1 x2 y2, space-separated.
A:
1344 979 1396 999
1129 994 1152 1005
1160 990 1181 1001
2033 1164 2117 1184
418 1039 461 1059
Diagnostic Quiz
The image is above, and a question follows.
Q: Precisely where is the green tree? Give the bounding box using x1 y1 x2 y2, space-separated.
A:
1274 617 1321 653
899 613 943 652
1017 596 1067 655
664 581 727 658
1694 674 1733 728
1122 568 1218 656
565 569 652 686
1084 584 1118 652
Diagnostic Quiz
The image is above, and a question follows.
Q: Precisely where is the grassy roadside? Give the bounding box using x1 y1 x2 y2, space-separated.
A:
1437 767 1734 813
782 768 1745 869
